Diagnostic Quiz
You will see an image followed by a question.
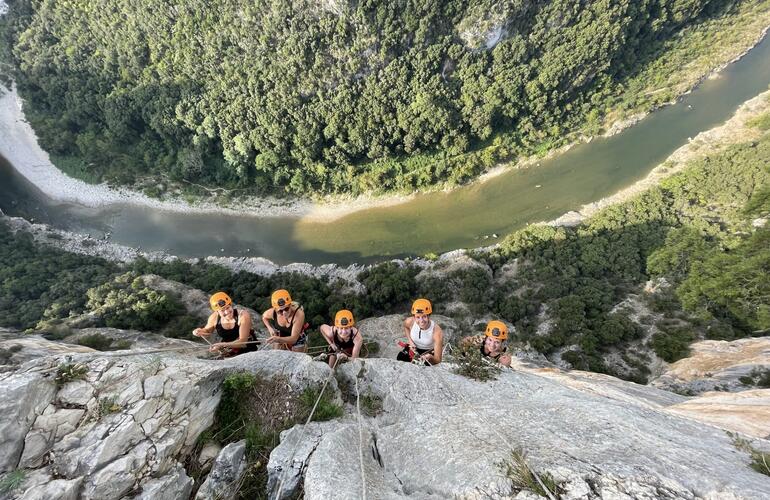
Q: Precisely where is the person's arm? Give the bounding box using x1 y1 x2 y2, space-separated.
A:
261 308 277 336
403 318 416 348
193 312 217 337
423 325 443 365
351 329 363 359
319 325 337 350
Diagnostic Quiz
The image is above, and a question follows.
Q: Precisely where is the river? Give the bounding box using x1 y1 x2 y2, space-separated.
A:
3 35 770 265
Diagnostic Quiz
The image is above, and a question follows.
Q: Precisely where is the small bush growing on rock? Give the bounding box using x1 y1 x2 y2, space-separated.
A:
730 432 770 477
55 362 88 386
500 448 561 498
0 344 23 365
95 396 122 419
0 470 26 494
359 390 384 417
453 339 501 382
299 387 343 422
739 369 770 388
76 333 130 351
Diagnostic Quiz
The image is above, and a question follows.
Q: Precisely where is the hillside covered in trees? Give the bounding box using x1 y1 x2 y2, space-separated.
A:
0 0 762 197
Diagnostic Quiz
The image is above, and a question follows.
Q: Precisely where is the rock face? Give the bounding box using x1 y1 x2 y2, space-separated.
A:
3 332 770 499
651 337 770 394
0 340 333 500
268 358 770 499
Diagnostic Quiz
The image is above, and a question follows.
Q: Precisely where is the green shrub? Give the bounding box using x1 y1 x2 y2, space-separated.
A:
500 449 561 498
649 326 695 362
454 340 501 382
86 272 183 331
76 333 123 351
55 362 88 386
358 263 418 314
0 470 26 494
299 387 343 422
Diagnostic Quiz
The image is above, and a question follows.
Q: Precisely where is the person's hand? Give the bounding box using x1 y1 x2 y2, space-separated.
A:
330 345 339 352
209 343 226 352
338 352 348 362
499 354 512 367
265 336 280 345
420 353 431 362
193 328 205 337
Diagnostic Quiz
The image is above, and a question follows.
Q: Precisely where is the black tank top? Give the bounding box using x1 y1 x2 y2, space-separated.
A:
216 309 254 343
271 305 304 337
333 327 357 350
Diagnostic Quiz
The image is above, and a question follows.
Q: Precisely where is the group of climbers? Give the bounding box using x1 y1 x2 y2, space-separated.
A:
192 291 512 368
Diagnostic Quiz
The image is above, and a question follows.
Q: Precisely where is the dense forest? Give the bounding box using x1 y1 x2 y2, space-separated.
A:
0 0 755 196
2 107 768 382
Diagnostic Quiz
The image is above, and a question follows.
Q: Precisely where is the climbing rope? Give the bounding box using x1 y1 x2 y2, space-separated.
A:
275 355 341 499
354 363 368 500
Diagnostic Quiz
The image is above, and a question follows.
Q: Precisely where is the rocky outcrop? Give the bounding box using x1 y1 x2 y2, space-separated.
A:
1 342 335 500
268 358 770 499
651 337 770 394
2 331 770 499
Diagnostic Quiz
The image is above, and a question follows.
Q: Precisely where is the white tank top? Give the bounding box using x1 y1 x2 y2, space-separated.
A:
410 320 435 350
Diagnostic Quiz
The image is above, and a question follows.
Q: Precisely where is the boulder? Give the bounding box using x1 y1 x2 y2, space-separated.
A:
133 465 194 500
0 372 56 472
195 440 248 500
651 337 770 394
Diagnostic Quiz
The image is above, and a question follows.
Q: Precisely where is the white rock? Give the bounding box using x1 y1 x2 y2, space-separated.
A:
57 379 94 407
19 477 83 500
0 373 56 472
134 465 194 500
198 442 222 472
195 440 247 500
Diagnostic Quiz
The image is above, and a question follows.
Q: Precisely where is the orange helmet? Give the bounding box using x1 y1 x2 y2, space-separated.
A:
210 292 232 311
271 289 292 309
411 298 432 316
485 320 508 341
335 309 355 328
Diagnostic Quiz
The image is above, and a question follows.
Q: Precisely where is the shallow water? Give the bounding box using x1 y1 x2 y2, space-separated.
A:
3 36 770 265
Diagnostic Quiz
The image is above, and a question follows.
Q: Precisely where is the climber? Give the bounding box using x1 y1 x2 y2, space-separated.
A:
193 292 260 356
397 298 444 365
317 309 364 368
262 289 309 352
459 320 512 367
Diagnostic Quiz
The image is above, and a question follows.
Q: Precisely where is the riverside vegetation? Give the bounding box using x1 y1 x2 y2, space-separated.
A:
1 105 768 383
1 0 770 198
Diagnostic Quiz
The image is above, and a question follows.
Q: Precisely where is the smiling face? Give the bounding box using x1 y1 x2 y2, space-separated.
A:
337 326 354 339
484 336 502 354
414 313 431 329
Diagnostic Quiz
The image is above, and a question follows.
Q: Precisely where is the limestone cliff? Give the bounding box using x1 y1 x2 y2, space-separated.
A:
0 333 768 499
